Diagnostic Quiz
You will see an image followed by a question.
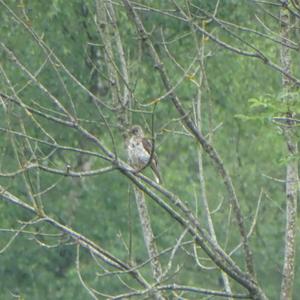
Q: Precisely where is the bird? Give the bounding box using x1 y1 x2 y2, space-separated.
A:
127 125 162 184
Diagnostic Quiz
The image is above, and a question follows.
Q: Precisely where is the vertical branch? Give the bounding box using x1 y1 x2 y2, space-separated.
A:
196 104 233 298
279 2 298 300
106 1 131 126
95 0 131 128
96 3 164 296
95 0 120 106
194 48 233 300
133 187 165 300
189 11 232 294
96 1 164 296
97 1 165 296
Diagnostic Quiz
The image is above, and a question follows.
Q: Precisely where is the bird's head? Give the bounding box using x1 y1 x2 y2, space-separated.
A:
129 125 144 137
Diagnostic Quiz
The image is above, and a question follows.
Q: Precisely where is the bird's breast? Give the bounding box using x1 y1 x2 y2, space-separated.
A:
127 139 150 167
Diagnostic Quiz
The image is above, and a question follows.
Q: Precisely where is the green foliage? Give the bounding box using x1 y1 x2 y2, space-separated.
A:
236 92 300 122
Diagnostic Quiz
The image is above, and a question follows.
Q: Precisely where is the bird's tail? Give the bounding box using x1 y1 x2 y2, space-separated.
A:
151 162 163 184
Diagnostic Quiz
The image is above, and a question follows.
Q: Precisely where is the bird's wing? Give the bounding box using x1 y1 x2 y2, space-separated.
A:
141 137 153 155
142 137 159 164
142 137 162 183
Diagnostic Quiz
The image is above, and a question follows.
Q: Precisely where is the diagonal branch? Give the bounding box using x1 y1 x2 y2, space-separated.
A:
0 186 149 288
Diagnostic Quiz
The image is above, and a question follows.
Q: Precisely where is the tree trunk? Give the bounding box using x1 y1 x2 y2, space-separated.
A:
133 187 165 300
280 2 298 300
